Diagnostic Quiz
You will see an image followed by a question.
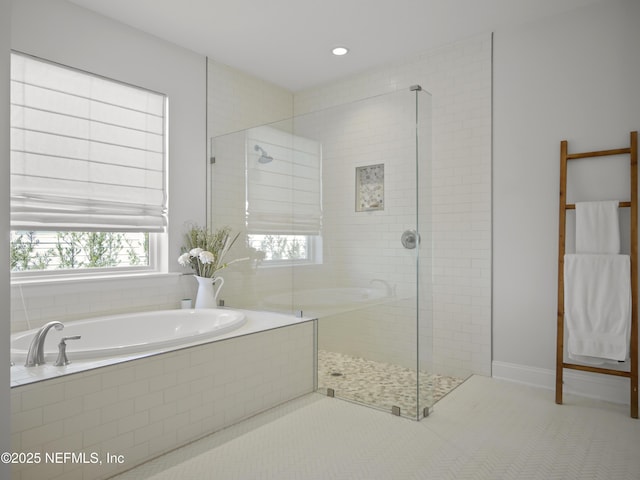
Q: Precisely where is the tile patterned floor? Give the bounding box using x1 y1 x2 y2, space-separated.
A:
113 375 640 480
317 349 465 418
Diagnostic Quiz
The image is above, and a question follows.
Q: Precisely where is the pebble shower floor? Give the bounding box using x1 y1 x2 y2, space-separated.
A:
317 350 465 419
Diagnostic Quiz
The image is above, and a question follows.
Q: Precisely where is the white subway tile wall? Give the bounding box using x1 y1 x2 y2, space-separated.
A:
294 34 493 378
294 91 430 371
207 33 492 378
10 275 195 333
11 322 315 480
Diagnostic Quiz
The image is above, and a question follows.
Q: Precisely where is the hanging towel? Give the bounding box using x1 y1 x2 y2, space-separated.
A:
575 201 620 254
564 254 631 363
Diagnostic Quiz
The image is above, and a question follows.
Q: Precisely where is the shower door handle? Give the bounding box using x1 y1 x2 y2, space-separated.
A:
401 230 419 249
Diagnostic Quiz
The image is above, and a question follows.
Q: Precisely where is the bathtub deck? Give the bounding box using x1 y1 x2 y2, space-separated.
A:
10 308 316 387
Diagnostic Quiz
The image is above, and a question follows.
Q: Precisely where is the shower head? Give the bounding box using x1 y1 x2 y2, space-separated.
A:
254 144 273 164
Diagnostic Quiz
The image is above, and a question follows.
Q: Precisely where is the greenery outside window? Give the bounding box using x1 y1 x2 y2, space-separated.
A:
247 234 311 264
11 231 150 273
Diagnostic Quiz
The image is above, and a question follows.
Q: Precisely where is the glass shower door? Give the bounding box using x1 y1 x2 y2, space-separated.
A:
291 88 432 420
209 88 434 420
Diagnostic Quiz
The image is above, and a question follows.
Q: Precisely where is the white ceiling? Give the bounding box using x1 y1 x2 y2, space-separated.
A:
67 0 599 92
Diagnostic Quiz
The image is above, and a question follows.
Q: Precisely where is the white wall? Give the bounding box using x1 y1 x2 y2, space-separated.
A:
10 0 207 331
1 0 12 477
493 0 640 400
207 59 293 139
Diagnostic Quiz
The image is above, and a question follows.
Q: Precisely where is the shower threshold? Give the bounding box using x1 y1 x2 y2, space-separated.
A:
317 349 465 419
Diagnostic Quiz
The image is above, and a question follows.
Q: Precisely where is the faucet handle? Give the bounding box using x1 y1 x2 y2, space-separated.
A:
54 336 81 367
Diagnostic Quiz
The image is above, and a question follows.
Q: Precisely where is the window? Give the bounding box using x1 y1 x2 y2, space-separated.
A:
9 52 167 276
247 234 310 263
10 231 149 271
245 126 322 265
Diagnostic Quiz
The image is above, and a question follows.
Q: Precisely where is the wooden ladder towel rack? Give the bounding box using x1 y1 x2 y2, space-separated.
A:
556 131 638 418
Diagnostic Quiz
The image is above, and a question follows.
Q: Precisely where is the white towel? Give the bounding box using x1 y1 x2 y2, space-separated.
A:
564 254 631 363
575 201 620 254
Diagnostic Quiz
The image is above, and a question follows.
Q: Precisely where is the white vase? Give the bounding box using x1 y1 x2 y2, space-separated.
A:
194 275 224 309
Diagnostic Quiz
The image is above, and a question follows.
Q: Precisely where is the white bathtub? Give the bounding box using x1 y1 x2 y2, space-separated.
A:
11 308 247 363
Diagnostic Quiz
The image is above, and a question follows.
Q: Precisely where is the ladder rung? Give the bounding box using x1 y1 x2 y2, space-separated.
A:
567 147 631 159
563 362 631 378
565 201 631 210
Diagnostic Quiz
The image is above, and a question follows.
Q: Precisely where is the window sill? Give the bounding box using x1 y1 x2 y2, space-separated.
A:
11 270 181 287
256 261 321 269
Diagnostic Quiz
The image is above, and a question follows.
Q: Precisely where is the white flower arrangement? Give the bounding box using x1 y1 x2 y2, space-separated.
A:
179 225 247 278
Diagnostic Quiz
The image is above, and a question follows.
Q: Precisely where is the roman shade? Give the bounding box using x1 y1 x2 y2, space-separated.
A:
245 126 322 236
10 52 167 232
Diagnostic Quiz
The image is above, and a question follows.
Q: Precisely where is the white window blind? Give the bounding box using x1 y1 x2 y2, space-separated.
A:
10 52 167 232
246 127 322 236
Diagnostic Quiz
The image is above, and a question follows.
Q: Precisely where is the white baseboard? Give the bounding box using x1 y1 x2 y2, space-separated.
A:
492 360 630 405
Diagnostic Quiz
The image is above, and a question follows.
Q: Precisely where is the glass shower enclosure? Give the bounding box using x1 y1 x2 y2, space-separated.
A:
209 87 435 420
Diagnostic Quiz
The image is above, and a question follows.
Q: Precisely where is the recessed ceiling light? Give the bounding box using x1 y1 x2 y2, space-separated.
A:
332 46 349 56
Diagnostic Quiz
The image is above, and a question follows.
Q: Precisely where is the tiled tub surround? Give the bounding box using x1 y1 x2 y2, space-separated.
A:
10 313 316 480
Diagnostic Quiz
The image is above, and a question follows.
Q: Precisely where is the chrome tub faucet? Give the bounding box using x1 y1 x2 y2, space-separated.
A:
24 321 64 367
370 278 394 297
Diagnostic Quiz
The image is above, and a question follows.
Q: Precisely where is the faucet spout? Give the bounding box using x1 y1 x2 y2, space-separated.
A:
369 278 394 297
24 321 64 367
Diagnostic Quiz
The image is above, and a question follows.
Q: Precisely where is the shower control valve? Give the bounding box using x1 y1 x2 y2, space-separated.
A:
401 230 420 249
